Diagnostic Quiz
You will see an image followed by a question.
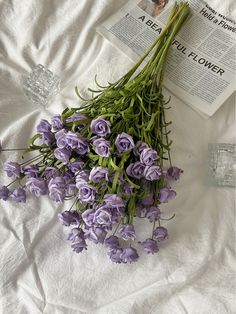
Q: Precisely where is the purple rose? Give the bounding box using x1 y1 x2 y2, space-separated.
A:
71 241 87 254
90 118 111 137
40 132 55 146
23 165 40 178
66 113 87 124
54 147 71 164
78 184 96 203
139 239 159 254
62 170 74 184
89 167 109 183
76 170 90 188
58 210 81 226
82 209 95 227
4 161 21 178
11 188 26 203
85 226 107 244
153 226 168 242
141 193 154 206
120 247 139 263
140 148 159 166
126 162 145 179
122 183 134 195
93 138 111 157
51 114 63 132
145 206 161 222
107 248 123 263
36 119 51 133
26 178 48 196
104 235 120 250
136 207 147 217
48 177 66 203
44 167 61 179
0 185 10 201
118 224 136 241
115 132 135 153
93 206 113 230
166 166 183 180
69 160 84 174
144 165 162 181
55 129 67 148
133 141 149 156
67 227 85 243
104 194 124 209
65 132 88 153
158 188 176 203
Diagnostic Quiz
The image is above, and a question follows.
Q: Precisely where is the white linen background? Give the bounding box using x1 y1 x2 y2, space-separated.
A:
0 0 235 313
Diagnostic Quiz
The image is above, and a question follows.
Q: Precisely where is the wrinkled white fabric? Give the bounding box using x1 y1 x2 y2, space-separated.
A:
0 0 235 313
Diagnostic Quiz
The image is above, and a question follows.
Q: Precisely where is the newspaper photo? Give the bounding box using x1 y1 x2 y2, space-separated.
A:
97 0 236 117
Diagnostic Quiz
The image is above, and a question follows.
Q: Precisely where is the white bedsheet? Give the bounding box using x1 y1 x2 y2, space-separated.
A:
0 0 235 313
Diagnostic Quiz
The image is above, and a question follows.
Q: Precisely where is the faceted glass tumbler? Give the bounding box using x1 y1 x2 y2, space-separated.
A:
23 64 60 105
208 143 236 187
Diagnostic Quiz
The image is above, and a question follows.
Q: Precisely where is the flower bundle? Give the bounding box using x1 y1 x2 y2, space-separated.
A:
0 2 190 263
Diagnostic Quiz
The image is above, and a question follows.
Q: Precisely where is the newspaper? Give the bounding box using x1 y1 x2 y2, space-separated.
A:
97 0 236 118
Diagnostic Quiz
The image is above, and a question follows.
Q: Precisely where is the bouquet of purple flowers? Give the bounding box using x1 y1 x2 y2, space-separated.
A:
0 2 190 263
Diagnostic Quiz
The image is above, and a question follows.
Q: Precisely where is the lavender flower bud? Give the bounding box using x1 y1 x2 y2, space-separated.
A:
23 165 40 178
55 129 68 148
158 188 176 203
36 119 51 133
118 224 136 241
26 178 48 196
11 188 26 203
51 114 63 132
133 141 149 156
0 185 10 201
144 165 162 181
115 132 135 153
4 161 21 178
166 166 183 180
58 210 81 226
89 167 109 183
145 206 161 222
139 239 159 254
140 148 159 166
120 247 139 263
54 147 71 165
126 162 145 179
78 184 96 203
153 226 168 242
90 118 111 137
93 138 111 157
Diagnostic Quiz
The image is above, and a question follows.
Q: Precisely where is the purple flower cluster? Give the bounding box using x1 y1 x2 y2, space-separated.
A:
0 113 182 264
126 143 161 181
